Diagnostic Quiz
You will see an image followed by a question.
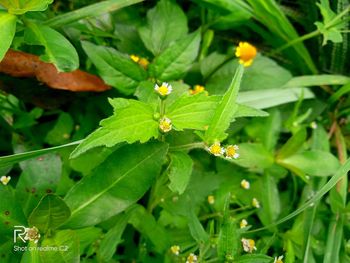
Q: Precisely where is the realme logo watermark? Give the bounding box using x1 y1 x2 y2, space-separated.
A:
13 226 69 252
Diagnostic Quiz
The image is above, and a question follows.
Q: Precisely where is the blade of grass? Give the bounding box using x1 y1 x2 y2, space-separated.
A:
44 0 144 28
284 75 350 88
0 140 82 168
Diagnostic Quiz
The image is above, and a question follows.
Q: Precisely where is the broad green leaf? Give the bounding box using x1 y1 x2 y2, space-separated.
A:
24 23 79 72
237 88 314 109
168 152 193 194
186 209 209 243
0 12 16 61
76 227 102 255
82 41 147 94
149 30 201 81
311 125 330 151
64 142 168 228
235 254 273 263
98 213 129 261
233 104 269 118
0 0 53 14
15 153 62 217
205 65 244 143
277 128 307 160
230 143 274 170
128 205 170 252
44 0 144 28
167 93 220 131
70 99 158 158
315 22 343 45
0 186 27 238
39 230 79 263
138 0 188 55
279 151 340 177
28 194 70 233
45 112 74 146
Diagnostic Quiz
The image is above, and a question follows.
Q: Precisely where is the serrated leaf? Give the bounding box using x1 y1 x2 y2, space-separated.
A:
166 93 220 131
0 0 53 14
168 152 193 194
149 30 201 81
24 23 79 72
138 0 188 55
205 64 244 143
28 194 71 233
82 41 147 94
279 150 340 177
70 99 158 158
0 12 16 61
64 142 168 228
39 230 79 263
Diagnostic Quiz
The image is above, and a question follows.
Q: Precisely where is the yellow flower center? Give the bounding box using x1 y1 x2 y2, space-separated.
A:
240 219 248 228
130 54 140 63
170 245 180 255
190 85 206 95
225 145 239 159
159 117 172 133
235 42 257 67
207 195 215 204
241 238 256 253
241 179 250 189
0 176 11 185
158 85 169 96
252 198 260 208
186 253 198 263
209 143 223 156
138 58 149 69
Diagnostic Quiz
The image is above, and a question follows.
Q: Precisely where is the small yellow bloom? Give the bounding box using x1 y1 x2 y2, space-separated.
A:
170 245 180 255
130 54 140 63
159 117 172 133
207 142 225 157
186 253 198 263
208 195 215 205
310 121 318 129
241 179 250 190
155 82 172 97
190 85 207 95
225 145 239 159
0 176 11 185
252 198 260 208
24 226 41 244
240 219 248 228
235 42 257 67
241 238 257 253
138 58 150 69
274 255 284 263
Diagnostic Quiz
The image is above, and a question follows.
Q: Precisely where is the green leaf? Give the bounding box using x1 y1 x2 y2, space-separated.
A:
277 128 307 160
205 65 244 143
0 186 27 238
138 0 188 55
44 0 144 28
98 213 129 261
70 99 158 158
24 23 79 72
279 151 340 177
64 142 168 228
186 209 209 243
315 22 343 45
28 194 71 233
0 0 53 14
82 41 147 94
235 254 273 263
168 152 193 195
45 112 74 146
128 205 170 252
237 88 315 109
149 30 201 81
39 230 79 263
233 104 269 118
283 75 350 88
230 143 274 170
0 12 16 61
15 153 62 217
76 227 102 255
167 93 220 131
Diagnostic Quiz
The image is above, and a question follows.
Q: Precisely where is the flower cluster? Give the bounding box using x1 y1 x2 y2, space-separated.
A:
240 219 248 228
1 176 11 185
206 142 239 159
241 238 257 253
24 226 41 243
186 253 198 263
235 42 257 67
159 117 172 133
240 179 250 189
170 245 180 255
130 54 149 69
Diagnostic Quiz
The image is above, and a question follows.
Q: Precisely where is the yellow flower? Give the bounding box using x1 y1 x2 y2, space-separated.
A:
155 82 172 97
310 121 318 129
159 117 172 133
130 54 140 63
186 253 198 263
235 42 257 67
252 198 260 208
207 195 215 204
240 219 248 228
225 145 239 159
0 176 11 185
241 179 250 190
207 142 225 157
241 238 257 253
274 255 284 263
170 245 180 255
190 85 207 95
